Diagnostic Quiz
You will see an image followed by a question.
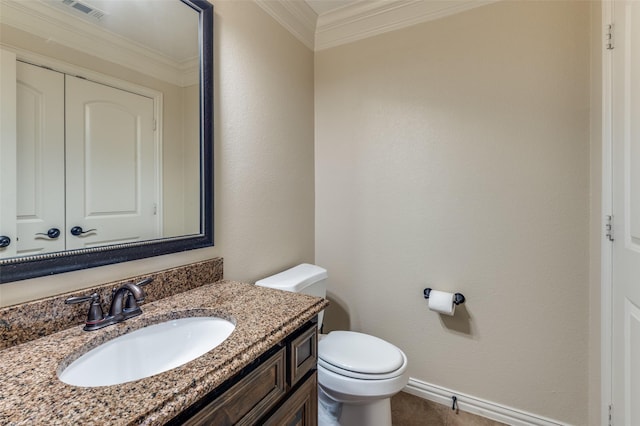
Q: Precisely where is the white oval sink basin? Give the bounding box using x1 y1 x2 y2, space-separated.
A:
58 316 235 387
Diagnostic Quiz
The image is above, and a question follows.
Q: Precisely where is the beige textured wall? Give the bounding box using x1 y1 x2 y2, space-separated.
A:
0 0 315 306
315 1 591 424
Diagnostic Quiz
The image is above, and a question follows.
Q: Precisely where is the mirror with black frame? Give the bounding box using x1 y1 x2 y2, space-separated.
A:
0 0 213 283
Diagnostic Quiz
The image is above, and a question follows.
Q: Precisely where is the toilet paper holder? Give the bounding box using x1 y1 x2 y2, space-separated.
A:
423 288 466 305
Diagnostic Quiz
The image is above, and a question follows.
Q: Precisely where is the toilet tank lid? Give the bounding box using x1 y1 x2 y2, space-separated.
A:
255 263 327 292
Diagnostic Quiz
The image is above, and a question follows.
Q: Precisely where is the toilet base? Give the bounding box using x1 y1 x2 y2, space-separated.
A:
340 398 392 426
318 387 392 426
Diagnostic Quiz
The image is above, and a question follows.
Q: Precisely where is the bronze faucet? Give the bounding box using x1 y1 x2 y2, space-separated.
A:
109 281 147 320
65 278 153 331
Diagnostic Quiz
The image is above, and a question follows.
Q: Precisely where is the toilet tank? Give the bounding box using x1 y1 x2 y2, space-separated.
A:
255 264 327 329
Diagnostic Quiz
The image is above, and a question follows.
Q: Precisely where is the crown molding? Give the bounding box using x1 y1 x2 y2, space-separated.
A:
0 0 197 87
253 0 317 50
315 0 498 50
254 0 498 51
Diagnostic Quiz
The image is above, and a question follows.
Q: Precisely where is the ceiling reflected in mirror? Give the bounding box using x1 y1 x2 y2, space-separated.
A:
1 0 199 86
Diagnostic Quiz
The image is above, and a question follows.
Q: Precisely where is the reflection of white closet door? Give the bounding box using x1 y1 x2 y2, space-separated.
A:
65 75 159 250
15 61 66 256
0 49 18 259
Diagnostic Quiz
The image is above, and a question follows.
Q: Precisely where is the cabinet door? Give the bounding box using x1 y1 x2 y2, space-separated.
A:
289 325 317 388
263 371 318 426
15 61 65 256
65 75 159 249
182 348 287 426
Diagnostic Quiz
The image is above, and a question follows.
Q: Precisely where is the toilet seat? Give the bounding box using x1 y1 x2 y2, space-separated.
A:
318 331 407 380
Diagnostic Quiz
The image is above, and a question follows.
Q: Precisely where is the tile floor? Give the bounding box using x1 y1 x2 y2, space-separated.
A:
390 392 508 426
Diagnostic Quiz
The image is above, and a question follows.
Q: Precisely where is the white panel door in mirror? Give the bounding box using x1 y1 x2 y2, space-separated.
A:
16 62 65 256
65 76 159 250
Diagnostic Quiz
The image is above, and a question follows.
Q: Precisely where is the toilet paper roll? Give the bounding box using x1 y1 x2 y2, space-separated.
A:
428 290 456 316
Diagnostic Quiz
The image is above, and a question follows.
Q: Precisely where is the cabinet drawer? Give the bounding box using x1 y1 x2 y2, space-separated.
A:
183 348 286 426
263 371 317 426
289 325 317 387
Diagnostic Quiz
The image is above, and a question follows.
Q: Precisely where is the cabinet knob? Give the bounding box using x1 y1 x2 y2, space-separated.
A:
0 236 10 248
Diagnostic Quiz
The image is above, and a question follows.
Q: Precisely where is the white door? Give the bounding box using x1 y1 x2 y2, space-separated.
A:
0 49 17 259
65 75 159 250
15 62 66 256
611 1 640 425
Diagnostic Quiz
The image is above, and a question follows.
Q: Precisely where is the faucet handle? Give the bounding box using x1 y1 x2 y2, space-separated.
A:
65 293 105 325
136 277 154 287
124 277 154 311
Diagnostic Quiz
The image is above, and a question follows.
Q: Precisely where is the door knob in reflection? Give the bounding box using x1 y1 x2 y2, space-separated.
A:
70 226 97 236
36 228 61 239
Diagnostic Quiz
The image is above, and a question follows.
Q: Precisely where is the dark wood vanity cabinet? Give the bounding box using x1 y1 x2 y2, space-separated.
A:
170 320 318 426
262 371 317 426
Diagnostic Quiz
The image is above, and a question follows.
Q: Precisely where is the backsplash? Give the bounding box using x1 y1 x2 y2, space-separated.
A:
0 258 223 349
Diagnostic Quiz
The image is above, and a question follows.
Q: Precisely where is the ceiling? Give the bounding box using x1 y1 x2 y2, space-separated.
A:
255 0 498 51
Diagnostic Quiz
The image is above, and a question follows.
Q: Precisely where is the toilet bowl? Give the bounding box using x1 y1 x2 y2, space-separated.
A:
256 264 409 426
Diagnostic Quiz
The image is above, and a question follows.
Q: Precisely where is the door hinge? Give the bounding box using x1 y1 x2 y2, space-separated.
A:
608 404 613 426
606 215 614 242
606 24 615 50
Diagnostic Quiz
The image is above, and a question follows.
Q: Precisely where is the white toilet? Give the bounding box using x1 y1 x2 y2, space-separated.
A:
256 264 409 426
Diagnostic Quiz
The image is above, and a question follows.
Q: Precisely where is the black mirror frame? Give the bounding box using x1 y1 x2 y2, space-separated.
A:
0 0 214 284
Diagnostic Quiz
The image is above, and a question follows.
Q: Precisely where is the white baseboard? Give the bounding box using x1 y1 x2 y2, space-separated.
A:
404 378 571 426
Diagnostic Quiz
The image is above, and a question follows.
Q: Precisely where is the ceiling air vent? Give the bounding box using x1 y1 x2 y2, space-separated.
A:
60 0 106 20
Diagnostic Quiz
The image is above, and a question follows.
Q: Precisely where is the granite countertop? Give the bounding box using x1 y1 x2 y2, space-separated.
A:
0 280 328 425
